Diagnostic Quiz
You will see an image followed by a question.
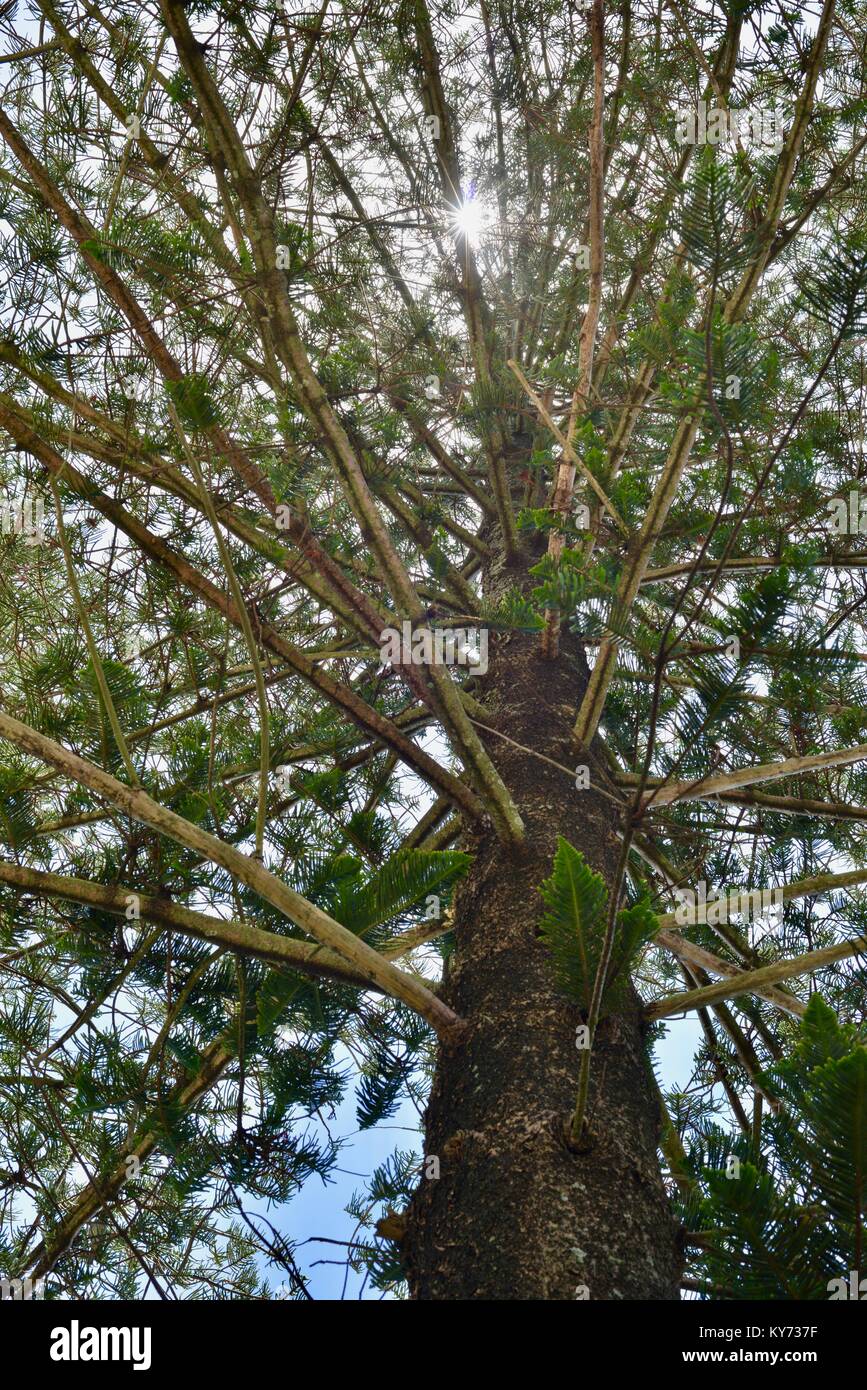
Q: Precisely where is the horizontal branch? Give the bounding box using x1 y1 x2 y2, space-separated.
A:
654 864 867 935
643 552 867 583
639 743 867 811
0 711 464 1041
648 934 867 1020
0 860 438 992
617 770 867 823
655 928 807 1018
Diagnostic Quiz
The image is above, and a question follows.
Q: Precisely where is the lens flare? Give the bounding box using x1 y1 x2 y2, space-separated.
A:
450 197 484 246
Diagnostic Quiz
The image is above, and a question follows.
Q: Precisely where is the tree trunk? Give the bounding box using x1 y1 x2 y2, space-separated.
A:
403 530 682 1300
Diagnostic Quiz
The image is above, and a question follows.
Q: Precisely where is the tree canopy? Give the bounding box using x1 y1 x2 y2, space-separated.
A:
0 0 866 1301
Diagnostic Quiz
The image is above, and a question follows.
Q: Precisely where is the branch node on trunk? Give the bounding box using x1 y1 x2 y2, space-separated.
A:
563 1114 596 1154
375 1210 408 1244
440 1016 472 1049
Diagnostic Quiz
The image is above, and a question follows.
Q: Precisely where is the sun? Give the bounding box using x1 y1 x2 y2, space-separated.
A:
450 196 485 246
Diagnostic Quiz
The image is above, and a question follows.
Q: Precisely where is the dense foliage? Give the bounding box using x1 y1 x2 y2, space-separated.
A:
0 0 865 1299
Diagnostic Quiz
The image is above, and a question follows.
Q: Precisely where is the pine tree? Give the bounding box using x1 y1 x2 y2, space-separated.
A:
0 0 865 1302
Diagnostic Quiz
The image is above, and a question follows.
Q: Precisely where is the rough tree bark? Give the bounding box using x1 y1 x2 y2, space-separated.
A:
403 473 682 1300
